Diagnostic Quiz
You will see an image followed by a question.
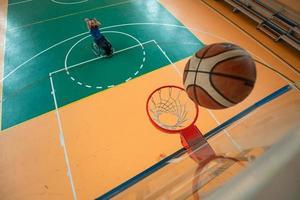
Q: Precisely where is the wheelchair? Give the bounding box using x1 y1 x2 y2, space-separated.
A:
91 37 114 57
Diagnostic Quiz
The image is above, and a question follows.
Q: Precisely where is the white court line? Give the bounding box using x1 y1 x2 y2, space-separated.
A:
154 40 181 76
207 109 242 152
8 0 32 6
225 110 258 132
49 75 77 200
64 30 147 89
50 40 155 75
153 40 242 152
249 51 290 85
1 31 88 82
7 0 136 31
51 0 88 5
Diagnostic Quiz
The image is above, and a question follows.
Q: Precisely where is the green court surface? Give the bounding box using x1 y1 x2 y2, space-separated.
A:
3 0 204 130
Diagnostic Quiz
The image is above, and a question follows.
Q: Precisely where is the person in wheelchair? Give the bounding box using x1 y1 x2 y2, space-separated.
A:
85 18 113 57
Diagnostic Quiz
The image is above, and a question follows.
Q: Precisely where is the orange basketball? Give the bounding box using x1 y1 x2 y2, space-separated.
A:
183 43 256 109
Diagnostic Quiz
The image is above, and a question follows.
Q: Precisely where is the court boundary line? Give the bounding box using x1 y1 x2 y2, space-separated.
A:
206 109 242 151
153 40 181 76
49 75 77 200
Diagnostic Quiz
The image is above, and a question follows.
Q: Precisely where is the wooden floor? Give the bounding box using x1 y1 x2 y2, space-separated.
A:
0 0 299 200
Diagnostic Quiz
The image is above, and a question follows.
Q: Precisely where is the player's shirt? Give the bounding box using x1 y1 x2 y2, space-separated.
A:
90 25 103 41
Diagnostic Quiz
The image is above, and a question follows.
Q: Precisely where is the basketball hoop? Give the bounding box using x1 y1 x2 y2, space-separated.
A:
146 85 212 162
146 86 253 197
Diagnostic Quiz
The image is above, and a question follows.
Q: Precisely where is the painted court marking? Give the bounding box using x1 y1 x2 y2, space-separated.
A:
7 0 136 32
51 0 88 5
63 31 149 89
49 76 77 200
8 0 32 6
1 31 89 82
9 0 88 6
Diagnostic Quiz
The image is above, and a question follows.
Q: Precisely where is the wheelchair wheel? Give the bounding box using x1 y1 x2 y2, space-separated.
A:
104 40 114 57
91 42 102 56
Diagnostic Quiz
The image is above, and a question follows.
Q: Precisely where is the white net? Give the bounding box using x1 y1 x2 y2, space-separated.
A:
147 86 198 131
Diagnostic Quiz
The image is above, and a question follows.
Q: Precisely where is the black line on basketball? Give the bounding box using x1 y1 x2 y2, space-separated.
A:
210 54 253 77
194 44 242 59
186 84 227 108
209 74 240 104
189 70 255 86
187 54 255 84
192 45 215 106
207 54 255 104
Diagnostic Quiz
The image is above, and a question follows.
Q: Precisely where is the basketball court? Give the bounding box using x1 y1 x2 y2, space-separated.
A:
0 0 299 199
